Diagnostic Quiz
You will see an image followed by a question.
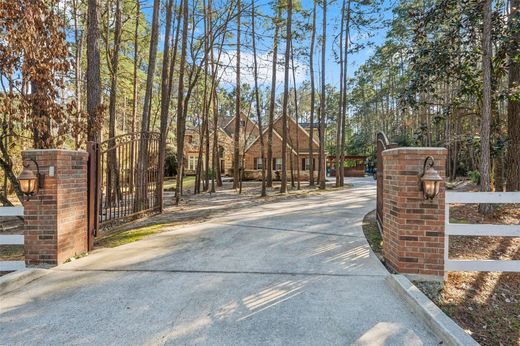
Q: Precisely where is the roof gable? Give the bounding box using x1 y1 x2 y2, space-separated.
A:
272 116 320 151
223 112 259 137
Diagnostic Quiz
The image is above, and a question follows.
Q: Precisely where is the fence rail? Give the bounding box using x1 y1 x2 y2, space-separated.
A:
444 192 520 273
0 206 24 217
0 206 25 271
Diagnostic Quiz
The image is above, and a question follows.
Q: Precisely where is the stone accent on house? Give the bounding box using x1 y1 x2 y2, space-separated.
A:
23 149 89 266
381 147 447 280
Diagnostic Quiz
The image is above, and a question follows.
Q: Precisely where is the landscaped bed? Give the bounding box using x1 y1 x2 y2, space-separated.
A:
362 203 520 346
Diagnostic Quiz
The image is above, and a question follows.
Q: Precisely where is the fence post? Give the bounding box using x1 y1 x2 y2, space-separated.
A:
23 149 89 266
381 147 447 281
87 142 100 251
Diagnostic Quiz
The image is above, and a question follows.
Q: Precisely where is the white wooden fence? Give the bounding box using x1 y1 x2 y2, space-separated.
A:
0 206 25 271
445 192 520 273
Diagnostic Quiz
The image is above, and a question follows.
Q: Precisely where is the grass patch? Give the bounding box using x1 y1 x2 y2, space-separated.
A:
95 223 170 248
164 176 196 191
361 210 383 256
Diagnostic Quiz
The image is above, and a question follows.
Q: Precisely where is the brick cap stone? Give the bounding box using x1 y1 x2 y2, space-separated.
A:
22 149 88 157
382 147 448 156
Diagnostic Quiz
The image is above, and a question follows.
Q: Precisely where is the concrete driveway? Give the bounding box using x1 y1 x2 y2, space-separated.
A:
0 178 440 345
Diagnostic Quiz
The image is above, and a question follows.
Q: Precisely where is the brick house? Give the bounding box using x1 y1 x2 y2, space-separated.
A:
184 112 259 175
184 113 319 180
243 116 320 180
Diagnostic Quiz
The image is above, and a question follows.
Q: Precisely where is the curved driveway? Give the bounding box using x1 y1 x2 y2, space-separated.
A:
0 178 440 345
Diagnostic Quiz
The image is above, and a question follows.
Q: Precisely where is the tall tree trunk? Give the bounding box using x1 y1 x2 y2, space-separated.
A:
233 0 241 190
267 5 281 188
479 0 493 214
137 0 160 209
507 0 520 191
291 44 300 190
339 0 351 187
72 0 83 149
129 0 139 194
210 1 227 190
335 0 345 188
252 0 266 197
203 0 210 192
139 0 160 134
280 0 292 193
195 109 205 194
87 0 101 142
209 0 220 191
175 0 189 205
308 0 316 187
107 0 123 203
212 86 221 188
318 0 327 190
158 0 174 210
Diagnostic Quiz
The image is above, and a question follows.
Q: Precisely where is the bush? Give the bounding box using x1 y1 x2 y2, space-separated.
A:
164 147 177 177
468 170 480 184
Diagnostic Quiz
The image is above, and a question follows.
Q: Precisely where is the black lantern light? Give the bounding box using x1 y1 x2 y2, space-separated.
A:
419 156 442 200
17 158 44 197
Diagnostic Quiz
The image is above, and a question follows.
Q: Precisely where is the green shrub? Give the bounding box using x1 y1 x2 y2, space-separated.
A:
468 170 480 184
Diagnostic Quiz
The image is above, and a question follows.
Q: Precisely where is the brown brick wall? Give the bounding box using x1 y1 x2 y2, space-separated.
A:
23 149 89 266
273 116 320 153
244 130 319 181
382 147 447 279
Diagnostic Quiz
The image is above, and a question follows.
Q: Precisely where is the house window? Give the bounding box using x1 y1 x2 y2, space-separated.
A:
188 156 197 171
255 158 263 170
240 120 245 127
273 158 282 170
302 158 315 170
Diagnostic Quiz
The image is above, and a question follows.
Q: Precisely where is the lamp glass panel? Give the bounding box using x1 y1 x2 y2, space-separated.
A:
423 180 436 199
434 181 440 197
19 179 36 194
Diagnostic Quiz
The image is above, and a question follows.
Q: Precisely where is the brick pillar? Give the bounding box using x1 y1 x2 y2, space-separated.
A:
382 147 447 280
23 149 89 266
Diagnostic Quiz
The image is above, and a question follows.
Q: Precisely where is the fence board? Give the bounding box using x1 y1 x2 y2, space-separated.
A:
444 191 520 274
0 235 24 245
0 261 25 271
0 207 24 217
446 192 520 204
446 260 520 272
446 224 520 237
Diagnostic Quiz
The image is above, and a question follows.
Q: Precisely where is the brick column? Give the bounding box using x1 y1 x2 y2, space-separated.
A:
382 147 447 280
23 149 89 266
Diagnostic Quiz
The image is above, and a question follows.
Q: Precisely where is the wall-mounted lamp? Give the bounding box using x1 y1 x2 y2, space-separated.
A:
419 156 442 200
17 158 44 198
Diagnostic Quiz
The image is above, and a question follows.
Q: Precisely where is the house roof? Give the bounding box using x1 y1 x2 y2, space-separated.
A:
244 125 298 156
223 112 260 137
273 115 321 149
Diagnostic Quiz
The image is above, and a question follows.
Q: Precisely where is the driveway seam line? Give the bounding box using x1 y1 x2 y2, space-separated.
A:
53 268 387 277
209 222 365 238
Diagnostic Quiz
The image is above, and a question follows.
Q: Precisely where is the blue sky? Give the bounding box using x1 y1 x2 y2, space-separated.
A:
141 0 397 89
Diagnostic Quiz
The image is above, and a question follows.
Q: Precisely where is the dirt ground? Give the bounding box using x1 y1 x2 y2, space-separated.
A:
362 180 519 346
363 203 519 346
436 200 520 346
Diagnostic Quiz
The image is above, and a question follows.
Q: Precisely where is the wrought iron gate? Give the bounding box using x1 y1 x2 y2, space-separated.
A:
87 132 161 238
375 132 397 233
